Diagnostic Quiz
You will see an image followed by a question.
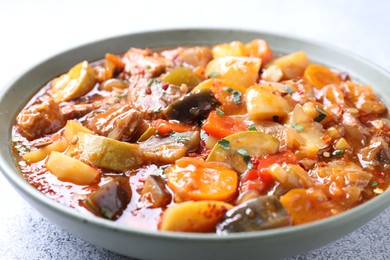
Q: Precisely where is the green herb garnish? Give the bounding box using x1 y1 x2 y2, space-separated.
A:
101 207 114 219
280 85 295 95
314 107 327 122
272 116 279 122
236 148 252 169
248 124 257 131
147 78 156 87
292 123 304 132
332 149 345 156
216 108 225 117
222 87 242 104
218 139 230 150
208 72 221 78
371 181 378 187
151 168 167 179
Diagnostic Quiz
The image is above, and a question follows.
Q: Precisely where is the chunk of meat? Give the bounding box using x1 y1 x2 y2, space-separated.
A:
122 48 169 77
61 103 102 120
125 77 188 119
85 104 148 142
358 137 390 170
161 46 212 68
16 98 66 140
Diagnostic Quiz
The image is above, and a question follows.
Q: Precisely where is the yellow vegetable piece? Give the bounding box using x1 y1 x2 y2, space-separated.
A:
267 51 310 80
159 200 233 232
75 133 143 172
162 67 201 88
212 41 248 58
136 126 156 142
51 61 97 103
46 151 99 185
246 84 293 120
207 131 279 174
205 56 261 88
63 120 92 143
192 78 247 115
22 140 69 163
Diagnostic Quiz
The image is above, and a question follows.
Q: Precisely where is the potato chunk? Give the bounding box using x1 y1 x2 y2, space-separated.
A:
23 140 69 163
266 51 309 80
51 61 97 103
73 133 143 172
205 56 261 88
212 41 248 58
159 200 233 232
246 84 293 120
47 151 99 185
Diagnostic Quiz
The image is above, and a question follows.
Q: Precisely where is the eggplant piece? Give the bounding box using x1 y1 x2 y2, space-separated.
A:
140 175 172 208
216 195 291 234
84 177 132 220
163 89 220 122
139 131 200 164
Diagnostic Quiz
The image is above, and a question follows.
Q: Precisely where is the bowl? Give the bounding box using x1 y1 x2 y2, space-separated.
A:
1 29 390 260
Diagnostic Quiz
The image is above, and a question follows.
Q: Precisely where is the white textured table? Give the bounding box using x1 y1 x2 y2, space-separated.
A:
1 0 390 259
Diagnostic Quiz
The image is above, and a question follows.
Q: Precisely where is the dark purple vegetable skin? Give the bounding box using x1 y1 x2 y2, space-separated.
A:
216 195 291 233
84 176 132 220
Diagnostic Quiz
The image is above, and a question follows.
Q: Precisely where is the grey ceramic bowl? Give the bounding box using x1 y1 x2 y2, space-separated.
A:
1 29 390 260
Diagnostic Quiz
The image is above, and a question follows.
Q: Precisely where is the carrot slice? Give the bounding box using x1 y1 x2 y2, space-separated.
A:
202 111 247 139
167 157 238 202
151 119 198 136
303 64 341 89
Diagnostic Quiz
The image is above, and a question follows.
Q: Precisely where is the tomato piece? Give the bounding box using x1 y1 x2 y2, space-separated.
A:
257 150 297 170
201 110 247 139
151 119 198 136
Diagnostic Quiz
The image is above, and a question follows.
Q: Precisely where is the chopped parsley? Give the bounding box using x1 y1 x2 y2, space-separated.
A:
332 149 345 156
371 181 378 187
170 131 190 143
147 78 156 87
115 94 123 99
292 123 304 132
314 107 327 122
236 148 253 169
272 116 279 122
280 85 295 95
248 124 257 131
101 207 114 219
208 72 221 78
222 87 242 104
218 139 230 150
216 108 225 117
151 168 167 179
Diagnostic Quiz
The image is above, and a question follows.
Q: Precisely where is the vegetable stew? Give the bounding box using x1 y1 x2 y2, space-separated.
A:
12 39 390 233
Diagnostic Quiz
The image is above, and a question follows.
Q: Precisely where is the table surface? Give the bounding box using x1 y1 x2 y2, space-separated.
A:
1 0 390 259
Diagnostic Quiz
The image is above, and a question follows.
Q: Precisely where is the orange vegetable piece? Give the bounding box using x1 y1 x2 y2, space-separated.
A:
193 78 247 115
105 53 125 70
201 110 247 139
303 64 341 89
151 119 198 136
245 39 273 66
167 157 238 202
280 188 340 225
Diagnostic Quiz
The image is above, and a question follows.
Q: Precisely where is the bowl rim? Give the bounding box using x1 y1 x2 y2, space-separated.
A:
1 27 390 242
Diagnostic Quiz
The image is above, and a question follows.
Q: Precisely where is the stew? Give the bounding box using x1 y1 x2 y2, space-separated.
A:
12 39 390 233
